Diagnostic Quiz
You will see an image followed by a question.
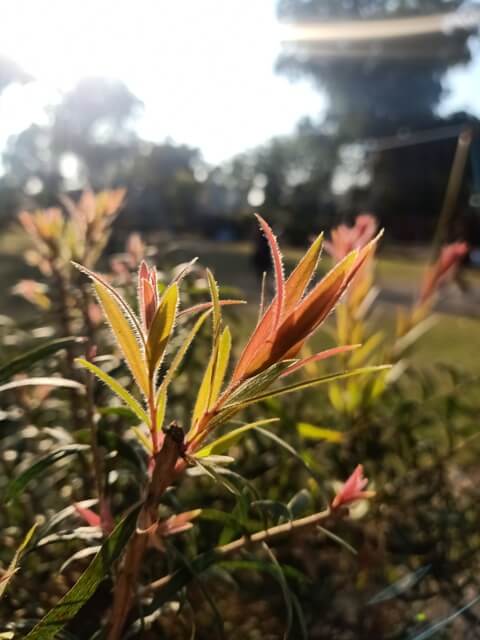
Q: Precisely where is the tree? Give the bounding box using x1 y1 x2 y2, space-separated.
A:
276 1 478 236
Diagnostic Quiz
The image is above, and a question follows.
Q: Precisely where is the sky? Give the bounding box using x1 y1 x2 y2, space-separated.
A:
0 0 479 165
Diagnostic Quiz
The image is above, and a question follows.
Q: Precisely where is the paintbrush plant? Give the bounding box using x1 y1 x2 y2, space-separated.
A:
24 214 384 640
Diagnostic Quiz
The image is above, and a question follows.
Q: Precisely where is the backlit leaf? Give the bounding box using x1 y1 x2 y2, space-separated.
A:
210 326 231 405
255 214 285 331
190 349 215 435
206 269 221 339
223 366 391 412
76 358 149 425
93 281 149 396
0 523 38 599
147 284 178 374
156 309 212 401
155 386 167 433
280 345 360 378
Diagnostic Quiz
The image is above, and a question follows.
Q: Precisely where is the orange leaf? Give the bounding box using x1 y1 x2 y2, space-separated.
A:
232 232 322 383
283 233 323 316
255 214 285 331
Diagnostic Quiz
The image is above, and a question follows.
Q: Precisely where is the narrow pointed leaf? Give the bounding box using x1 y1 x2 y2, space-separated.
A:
272 251 359 362
147 284 178 374
190 350 215 434
23 506 140 640
283 233 323 316
93 281 149 396
232 233 322 383
0 337 85 384
280 345 360 377
409 594 480 640
177 299 245 320
296 423 344 443
367 565 431 605
225 361 294 406
156 309 212 401
223 366 390 412
206 269 221 339
348 332 384 368
73 262 145 342
0 377 84 394
195 418 279 458
0 523 38 598
76 358 149 425
210 326 231 404
255 214 285 331
6 445 89 503
156 386 167 433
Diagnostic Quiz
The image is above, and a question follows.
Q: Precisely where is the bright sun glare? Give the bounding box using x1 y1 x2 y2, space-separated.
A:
0 0 323 164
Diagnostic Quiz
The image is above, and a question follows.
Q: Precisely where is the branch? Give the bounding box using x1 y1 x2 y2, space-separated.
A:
143 506 332 595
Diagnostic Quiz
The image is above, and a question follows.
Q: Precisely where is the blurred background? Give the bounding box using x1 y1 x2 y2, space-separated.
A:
1 0 479 360
2 2 480 638
0 0 479 240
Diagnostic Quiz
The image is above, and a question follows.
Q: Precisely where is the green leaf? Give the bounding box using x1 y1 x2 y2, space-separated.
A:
287 489 313 518
147 284 178 374
254 427 323 490
97 405 140 423
23 506 140 640
206 268 221 339
367 565 431 605
222 361 293 407
155 386 167 433
296 422 344 443
348 331 385 368
93 280 149 397
198 509 242 529
262 542 293 638
156 309 212 401
223 366 391 412
5 445 89 503
0 523 38 599
218 559 307 584
0 377 84 394
190 350 215 433
195 418 279 458
210 326 231 403
0 337 84 384
76 358 149 425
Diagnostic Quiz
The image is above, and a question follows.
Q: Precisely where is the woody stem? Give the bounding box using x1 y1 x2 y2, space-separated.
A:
106 427 182 640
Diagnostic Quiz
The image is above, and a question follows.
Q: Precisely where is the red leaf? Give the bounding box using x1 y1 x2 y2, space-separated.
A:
255 214 285 331
74 504 101 528
280 344 360 377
